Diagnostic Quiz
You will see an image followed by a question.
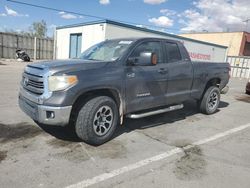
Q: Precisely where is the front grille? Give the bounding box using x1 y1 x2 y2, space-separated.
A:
22 71 44 95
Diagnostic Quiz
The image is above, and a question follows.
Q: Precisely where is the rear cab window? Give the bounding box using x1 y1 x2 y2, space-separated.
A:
164 42 182 63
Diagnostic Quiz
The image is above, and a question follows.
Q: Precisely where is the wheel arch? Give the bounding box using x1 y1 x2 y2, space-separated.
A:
198 77 221 101
70 88 124 125
203 77 221 94
205 78 221 88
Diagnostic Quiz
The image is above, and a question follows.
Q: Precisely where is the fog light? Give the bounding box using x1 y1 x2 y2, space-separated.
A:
46 111 55 119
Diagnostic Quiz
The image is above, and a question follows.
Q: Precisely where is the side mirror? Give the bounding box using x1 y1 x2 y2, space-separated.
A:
128 52 157 66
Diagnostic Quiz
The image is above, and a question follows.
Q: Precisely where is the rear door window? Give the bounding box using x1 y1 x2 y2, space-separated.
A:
165 43 182 63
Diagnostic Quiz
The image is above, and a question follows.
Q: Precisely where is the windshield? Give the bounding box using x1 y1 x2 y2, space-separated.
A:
80 39 134 61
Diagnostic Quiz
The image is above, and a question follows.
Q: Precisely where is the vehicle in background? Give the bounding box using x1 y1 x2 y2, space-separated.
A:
246 80 250 95
18 37 230 145
16 49 30 62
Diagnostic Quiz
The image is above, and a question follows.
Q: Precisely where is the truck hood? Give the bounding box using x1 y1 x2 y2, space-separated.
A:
28 59 112 74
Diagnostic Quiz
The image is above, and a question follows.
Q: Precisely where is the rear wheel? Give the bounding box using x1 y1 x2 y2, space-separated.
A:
200 86 220 115
75 96 118 145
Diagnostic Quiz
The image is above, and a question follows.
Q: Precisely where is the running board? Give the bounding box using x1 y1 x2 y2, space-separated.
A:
127 104 184 119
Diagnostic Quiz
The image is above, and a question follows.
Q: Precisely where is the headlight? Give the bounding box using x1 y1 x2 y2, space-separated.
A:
48 75 78 92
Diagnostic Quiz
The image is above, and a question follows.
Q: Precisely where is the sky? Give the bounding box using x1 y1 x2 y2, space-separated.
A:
0 0 249 37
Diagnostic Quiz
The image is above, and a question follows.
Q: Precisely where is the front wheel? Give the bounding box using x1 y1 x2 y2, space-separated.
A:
199 86 220 115
75 96 118 145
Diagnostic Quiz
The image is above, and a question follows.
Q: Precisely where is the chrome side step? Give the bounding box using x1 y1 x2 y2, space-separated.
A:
127 104 184 119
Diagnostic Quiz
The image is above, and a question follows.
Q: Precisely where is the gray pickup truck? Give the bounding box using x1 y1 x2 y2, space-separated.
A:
19 37 230 145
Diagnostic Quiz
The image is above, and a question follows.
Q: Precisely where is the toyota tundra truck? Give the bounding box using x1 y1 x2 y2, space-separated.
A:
19 38 230 145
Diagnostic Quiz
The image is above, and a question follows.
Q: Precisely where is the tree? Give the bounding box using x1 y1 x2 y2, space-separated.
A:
29 20 47 38
3 20 49 38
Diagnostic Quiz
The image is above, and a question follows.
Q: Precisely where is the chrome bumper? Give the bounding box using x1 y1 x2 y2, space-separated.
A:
19 94 72 126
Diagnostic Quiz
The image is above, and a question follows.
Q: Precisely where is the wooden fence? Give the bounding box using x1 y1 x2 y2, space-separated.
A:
0 32 54 60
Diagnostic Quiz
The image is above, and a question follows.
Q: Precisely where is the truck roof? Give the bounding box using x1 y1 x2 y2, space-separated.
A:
107 37 183 44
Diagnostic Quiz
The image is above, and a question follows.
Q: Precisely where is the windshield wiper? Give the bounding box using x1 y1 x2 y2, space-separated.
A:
85 58 102 61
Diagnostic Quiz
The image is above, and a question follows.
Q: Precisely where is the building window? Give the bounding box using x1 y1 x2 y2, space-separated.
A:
69 33 82 58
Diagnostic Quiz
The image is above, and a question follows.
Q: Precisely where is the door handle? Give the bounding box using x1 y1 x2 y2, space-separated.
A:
127 72 135 78
158 68 168 74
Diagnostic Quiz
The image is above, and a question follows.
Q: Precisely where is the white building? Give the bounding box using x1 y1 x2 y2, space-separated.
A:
55 20 227 62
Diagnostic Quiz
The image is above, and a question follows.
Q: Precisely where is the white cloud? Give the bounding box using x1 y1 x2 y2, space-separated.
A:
144 0 166 5
180 0 250 33
0 13 7 17
61 13 77 19
99 0 110 5
136 24 144 27
5 6 18 16
149 16 173 27
136 24 148 29
49 24 57 29
15 29 22 33
4 6 29 17
58 12 83 19
160 9 176 16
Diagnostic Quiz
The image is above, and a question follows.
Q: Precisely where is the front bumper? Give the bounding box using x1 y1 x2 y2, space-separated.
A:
19 94 72 126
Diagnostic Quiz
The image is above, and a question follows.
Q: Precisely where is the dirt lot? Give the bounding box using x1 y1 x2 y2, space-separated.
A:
0 59 250 188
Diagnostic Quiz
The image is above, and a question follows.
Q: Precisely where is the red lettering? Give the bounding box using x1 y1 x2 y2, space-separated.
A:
188 52 211 60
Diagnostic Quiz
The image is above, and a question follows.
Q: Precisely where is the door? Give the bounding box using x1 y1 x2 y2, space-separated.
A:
125 41 168 113
69 33 82 58
164 42 193 105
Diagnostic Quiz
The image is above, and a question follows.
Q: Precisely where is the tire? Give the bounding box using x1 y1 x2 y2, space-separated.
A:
199 86 220 115
75 96 118 145
23 54 30 62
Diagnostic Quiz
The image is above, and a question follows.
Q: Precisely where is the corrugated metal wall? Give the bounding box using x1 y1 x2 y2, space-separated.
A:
0 32 54 59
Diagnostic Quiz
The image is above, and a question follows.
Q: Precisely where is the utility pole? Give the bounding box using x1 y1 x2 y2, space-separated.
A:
243 18 250 31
